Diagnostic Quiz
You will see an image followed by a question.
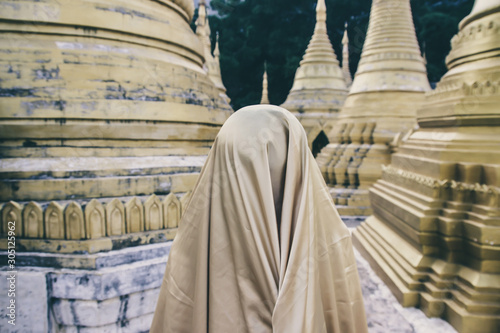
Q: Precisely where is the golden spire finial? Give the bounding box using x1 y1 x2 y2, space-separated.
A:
316 0 327 26
342 22 352 87
260 62 270 104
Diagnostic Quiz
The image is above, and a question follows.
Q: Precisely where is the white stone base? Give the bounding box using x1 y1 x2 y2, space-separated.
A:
0 242 171 332
0 269 51 332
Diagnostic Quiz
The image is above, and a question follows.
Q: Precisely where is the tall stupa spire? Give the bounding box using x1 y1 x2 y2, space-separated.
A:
342 22 352 87
195 1 229 101
314 0 327 39
296 0 342 72
316 0 430 216
348 0 430 100
281 0 348 151
210 32 230 102
260 62 270 104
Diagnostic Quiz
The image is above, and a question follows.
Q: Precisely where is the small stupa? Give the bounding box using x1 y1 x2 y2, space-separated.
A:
196 0 230 102
281 0 348 154
316 0 430 216
354 1 500 331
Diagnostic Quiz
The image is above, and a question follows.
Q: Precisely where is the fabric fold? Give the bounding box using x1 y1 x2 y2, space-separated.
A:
151 105 367 333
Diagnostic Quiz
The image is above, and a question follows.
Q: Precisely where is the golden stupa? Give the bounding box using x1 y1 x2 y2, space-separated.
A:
0 0 232 252
316 0 430 216
281 0 348 153
195 0 230 103
354 1 500 331
0 0 231 330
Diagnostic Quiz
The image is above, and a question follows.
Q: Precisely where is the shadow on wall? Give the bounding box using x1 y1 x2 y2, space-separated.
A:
312 130 329 157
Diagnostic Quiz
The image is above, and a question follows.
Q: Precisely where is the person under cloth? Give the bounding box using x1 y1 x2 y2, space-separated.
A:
150 105 368 333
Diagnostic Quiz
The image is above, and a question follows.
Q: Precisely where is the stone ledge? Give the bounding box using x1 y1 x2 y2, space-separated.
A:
0 229 176 254
48 256 168 300
0 241 172 269
0 155 206 180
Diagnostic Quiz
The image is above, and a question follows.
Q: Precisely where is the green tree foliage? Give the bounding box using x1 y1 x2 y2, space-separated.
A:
196 0 473 110
412 0 474 83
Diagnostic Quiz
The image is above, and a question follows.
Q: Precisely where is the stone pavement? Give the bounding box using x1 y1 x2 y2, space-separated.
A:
353 244 457 333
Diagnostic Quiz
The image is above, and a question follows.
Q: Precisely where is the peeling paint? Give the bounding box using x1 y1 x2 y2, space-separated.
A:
95 6 169 24
7 65 21 79
22 99 66 112
0 88 36 98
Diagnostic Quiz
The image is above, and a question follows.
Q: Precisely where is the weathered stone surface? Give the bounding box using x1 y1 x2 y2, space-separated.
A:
0 159 202 202
0 239 461 333
281 0 348 153
0 242 171 332
52 287 160 327
195 0 229 103
59 313 154 333
48 257 167 301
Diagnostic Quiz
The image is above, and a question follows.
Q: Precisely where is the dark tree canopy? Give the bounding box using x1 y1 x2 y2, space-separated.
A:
194 0 474 111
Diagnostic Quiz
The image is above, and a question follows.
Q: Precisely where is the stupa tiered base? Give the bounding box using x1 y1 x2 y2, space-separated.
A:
354 163 500 332
0 241 172 332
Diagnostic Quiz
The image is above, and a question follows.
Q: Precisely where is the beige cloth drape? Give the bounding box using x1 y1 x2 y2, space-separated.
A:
150 105 368 333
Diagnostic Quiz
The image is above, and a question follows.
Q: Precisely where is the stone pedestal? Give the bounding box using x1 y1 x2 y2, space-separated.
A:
0 242 171 332
281 0 348 154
